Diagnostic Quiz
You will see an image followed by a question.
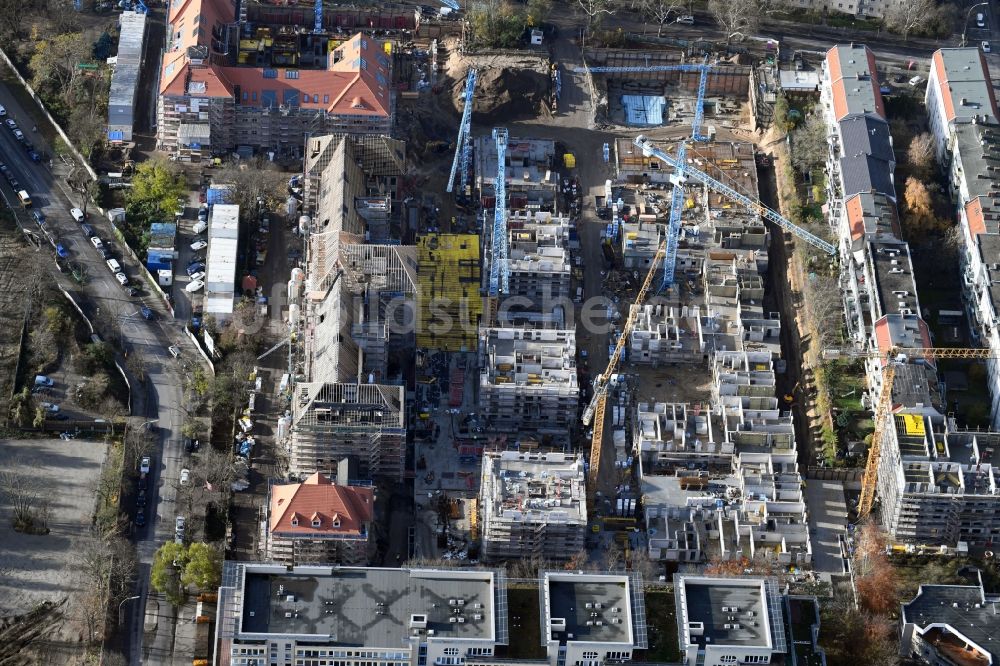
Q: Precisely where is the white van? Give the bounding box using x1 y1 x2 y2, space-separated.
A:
977 12 986 27
34 374 55 387
106 258 122 273
192 219 207 234
16 190 31 207
676 15 695 24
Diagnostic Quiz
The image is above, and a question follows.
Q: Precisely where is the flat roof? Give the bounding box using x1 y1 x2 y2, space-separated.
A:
903 584 999 663
239 566 497 644
543 573 636 645
932 48 998 124
676 576 783 650
481 452 587 525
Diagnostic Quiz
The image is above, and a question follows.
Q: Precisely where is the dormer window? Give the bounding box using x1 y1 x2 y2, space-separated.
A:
311 518 321 527
332 518 340 528
290 516 299 527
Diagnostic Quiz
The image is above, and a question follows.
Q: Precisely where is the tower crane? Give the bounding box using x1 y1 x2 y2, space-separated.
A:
821 345 997 520
447 68 478 194
583 136 837 511
635 135 838 256
488 128 510 297
661 58 711 290
314 0 323 33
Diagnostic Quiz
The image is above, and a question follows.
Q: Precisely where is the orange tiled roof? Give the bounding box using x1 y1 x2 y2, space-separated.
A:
826 45 885 122
269 473 374 537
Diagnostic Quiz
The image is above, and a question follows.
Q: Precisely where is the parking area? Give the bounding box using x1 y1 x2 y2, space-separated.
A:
0 437 108 619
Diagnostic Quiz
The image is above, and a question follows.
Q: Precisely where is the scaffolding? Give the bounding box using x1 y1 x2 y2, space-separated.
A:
416 234 483 352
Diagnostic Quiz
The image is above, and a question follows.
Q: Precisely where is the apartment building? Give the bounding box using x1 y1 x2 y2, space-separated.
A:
478 452 586 562
901 573 1000 666
925 48 999 164
157 0 392 159
475 136 560 212
265 471 375 565
289 382 405 479
214 564 507 666
925 49 1000 428
477 328 579 441
674 575 826 666
505 214 573 311
876 412 1000 546
539 572 648 664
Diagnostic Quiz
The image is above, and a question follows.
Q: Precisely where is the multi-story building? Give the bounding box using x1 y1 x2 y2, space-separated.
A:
477 328 579 441
673 575 790 666
289 382 405 479
539 572 648 664
265 471 375 565
925 48 998 164
214 564 508 666
158 0 393 159
900 572 1000 666
505 214 573 311
478 452 587 562
628 304 705 365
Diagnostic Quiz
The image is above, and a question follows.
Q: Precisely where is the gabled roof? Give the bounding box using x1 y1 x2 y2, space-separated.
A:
845 191 900 242
930 48 999 125
839 154 895 199
874 314 933 356
838 115 894 163
269 472 374 537
826 44 885 122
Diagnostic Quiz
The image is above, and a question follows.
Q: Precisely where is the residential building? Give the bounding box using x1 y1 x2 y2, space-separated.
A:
157 0 393 159
539 572 648 664
475 136 560 211
628 303 705 365
477 328 579 442
107 10 146 143
214 564 508 666
479 452 586 562
289 382 405 479
925 48 999 164
265 471 375 565
876 412 1000 546
673 575 789 666
415 234 483 353
900 573 1000 666
504 213 573 311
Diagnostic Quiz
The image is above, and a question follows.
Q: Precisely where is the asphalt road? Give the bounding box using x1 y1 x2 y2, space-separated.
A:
0 82 192 665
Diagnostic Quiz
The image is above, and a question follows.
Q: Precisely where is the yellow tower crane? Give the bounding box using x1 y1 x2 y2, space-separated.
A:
822 345 996 519
581 240 666 509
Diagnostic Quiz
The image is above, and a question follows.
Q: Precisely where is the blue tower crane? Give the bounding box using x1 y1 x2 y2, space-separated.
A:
447 68 478 194
314 0 323 33
635 135 837 256
489 128 510 296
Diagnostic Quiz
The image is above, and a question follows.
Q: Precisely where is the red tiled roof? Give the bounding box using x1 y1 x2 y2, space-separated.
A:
826 45 885 122
874 315 933 357
269 473 374 537
967 198 988 237
931 49 999 124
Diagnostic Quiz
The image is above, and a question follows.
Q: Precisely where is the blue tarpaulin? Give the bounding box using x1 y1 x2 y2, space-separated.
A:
622 94 666 126
107 130 124 142
206 187 233 205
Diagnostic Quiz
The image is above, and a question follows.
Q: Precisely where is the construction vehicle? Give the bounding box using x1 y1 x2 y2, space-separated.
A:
822 345 997 519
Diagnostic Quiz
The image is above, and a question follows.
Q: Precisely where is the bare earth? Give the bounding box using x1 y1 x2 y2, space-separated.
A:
0 437 108 638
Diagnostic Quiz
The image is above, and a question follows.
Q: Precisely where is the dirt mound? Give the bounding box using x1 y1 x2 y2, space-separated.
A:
452 66 551 124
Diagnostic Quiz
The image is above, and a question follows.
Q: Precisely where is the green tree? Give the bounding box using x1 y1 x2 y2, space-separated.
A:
128 159 186 217
77 341 114 375
28 32 92 104
526 0 552 26
182 543 222 590
151 542 189 605
32 406 45 428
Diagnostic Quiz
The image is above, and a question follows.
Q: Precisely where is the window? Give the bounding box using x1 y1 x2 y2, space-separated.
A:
286 70 300 79
582 653 598 660
291 516 299 526
312 518 321 527
444 649 459 656
313 94 320 104
323 94 330 104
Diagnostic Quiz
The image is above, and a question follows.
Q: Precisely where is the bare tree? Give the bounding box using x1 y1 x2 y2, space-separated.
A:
578 0 618 36
883 0 935 40
213 157 287 218
708 0 784 43
906 132 935 177
640 0 684 35
790 113 828 174
0 469 47 533
124 422 156 472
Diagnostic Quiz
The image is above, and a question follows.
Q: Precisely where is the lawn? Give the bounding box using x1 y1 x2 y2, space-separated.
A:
634 589 680 663
500 586 545 660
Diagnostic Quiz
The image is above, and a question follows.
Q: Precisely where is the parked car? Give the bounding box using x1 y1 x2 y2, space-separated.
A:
175 516 186 542
190 239 208 251
185 279 205 293
138 473 148 490
179 468 190 486
136 490 147 507
197 206 209 221
186 262 205 276
4 118 16 129
34 374 55 387
984 40 992 53
192 220 207 234
80 224 94 237
40 402 60 413
90 236 104 249
55 243 69 259
0 105 6 117
135 511 146 527
27 150 41 162
31 210 45 225
12 129 23 142
115 272 129 286
70 207 86 222
140 456 151 474
140 305 154 320
188 271 205 283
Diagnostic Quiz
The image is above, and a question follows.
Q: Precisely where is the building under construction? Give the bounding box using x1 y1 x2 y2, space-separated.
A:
477 327 579 443
415 234 483 352
479 451 587 561
290 382 405 478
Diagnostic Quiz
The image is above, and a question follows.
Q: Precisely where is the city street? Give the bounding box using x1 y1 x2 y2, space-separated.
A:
0 80 194 664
